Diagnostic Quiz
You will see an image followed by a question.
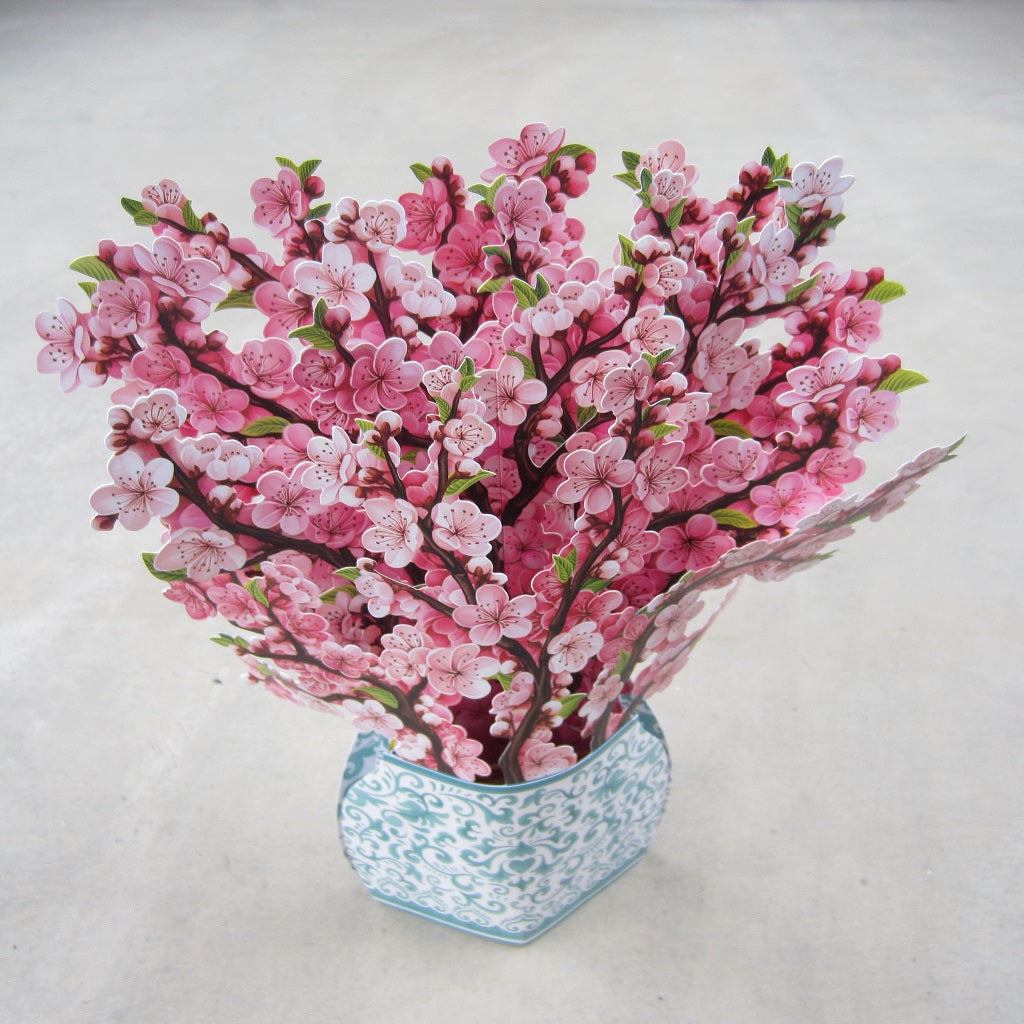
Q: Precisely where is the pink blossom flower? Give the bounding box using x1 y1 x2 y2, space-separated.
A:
778 348 863 408
362 497 423 568
484 123 565 181
641 254 688 298
294 243 376 319
239 338 294 399
555 436 636 514
598 358 652 415
90 451 178 530
439 414 496 459
692 319 749 391
131 345 191 389
780 156 853 216
633 441 688 512
349 336 423 412
303 426 357 505
638 140 698 182
182 373 249 433
353 200 406 252
493 178 551 243
477 355 548 426
655 514 735 572
805 447 865 496
426 643 500 699
519 739 577 781
253 281 311 338
251 167 307 236
701 436 768 493
141 179 183 216
95 278 155 338
623 306 685 357
153 527 247 581
570 350 627 408
749 223 799 305
342 698 402 739
434 222 496 289
842 386 900 440
750 473 824 527
431 500 501 556
252 468 318 536
127 389 186 443
133 236 223 301
830 296 882 352
398 177 453 252
452 584 536 645
443 735 492 782
36 299 101 391
163 579 215 620
548 621 603 673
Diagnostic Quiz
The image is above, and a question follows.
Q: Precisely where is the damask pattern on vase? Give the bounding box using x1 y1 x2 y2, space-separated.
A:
338 704 671 944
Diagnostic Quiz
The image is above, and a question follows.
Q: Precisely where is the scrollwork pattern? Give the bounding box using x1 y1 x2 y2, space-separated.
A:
338 705 670 943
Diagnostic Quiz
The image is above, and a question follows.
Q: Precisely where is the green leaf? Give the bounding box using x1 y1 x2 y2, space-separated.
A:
365 444 387 461
477 277 506 295
215 289 256 311
141 552 187 582
78 280 97 298
334 566 362 581
307 202 332 220
864 280 907 304
736 215 756 237
444 470 496 497
823 212 846 232
355 685 400 709
511 278 538 310
558 693 587 719
534 273 550 300
710 418 752 439
639 167 653 192
504 350 537 379
467 183 490 199
576 405 596 427
244 578 270 607
275 156 300 172
297 158 321 183
69 255 118 282
613 649 632 678
552 548 578 584
622 150 641 172
617 233 636 267
540 142 594 177
613 171 640 189
711 509 759 530
649 422 680 439
582 577 612 592
786 203 804 234
435 395 452 423
241 415 290 437
181 200 204 233
482 244 512 262
121 197 146 216
313 298 328 328
761 146 777 168
133 210 160 226
493 672 515 690
876 368 929 393
665 199 685 232
459 357 475 377
410 162 433 182
459 373 480 393
355 418 375 432
318 588 342 604
289 324 336 350
784 274 820 304
211 633 250 649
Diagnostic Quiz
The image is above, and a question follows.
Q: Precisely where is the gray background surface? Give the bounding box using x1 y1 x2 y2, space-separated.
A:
2 1 1021 1021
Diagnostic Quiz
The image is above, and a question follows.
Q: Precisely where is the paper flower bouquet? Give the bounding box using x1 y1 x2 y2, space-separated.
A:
37 123 957 788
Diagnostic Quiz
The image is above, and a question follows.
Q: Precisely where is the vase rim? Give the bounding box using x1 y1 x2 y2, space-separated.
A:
373 701 656 793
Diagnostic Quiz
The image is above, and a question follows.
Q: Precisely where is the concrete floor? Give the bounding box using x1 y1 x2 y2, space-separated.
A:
2 1 1021 1021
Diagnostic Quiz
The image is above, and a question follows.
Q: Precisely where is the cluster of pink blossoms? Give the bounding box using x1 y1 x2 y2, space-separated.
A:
37 125 954 784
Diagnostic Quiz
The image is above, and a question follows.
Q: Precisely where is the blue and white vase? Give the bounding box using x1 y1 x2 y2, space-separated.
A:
337 704 671 944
